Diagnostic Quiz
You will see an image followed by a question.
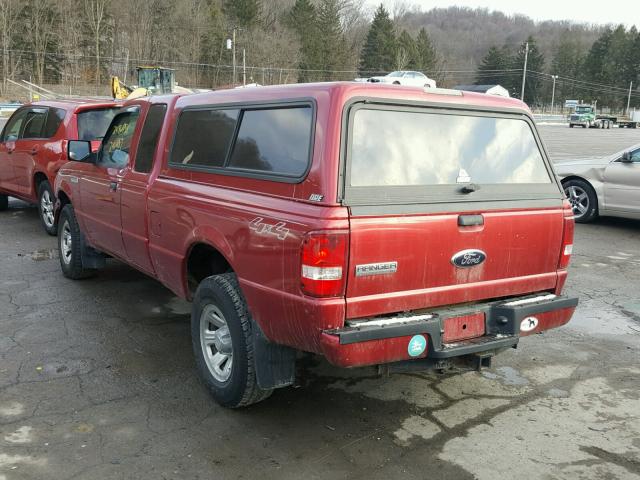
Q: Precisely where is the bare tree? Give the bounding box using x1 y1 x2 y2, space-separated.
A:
0 0 21 93
83 0 108 93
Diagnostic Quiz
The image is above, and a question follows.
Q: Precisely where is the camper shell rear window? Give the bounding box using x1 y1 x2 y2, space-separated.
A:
342 101 561 206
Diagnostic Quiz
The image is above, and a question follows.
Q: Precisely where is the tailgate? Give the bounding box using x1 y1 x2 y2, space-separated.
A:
340 99 567 319
346 207 563 318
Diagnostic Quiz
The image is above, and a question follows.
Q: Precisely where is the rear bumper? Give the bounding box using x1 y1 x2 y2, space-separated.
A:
320 293 578 368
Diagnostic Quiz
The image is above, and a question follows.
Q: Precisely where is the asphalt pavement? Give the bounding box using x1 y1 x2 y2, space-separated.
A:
539 123 640 162
1 125 640 480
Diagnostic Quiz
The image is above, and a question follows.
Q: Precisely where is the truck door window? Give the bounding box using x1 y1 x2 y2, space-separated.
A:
171 109 239 168
98 109 140 169
21 108 48 139
135 104 167 173
1 109 27 142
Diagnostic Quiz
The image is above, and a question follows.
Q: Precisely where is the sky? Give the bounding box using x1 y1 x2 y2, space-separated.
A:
365 0 638 26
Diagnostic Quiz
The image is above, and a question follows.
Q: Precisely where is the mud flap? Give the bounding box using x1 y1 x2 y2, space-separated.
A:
252 321 296 390
80 232 106 269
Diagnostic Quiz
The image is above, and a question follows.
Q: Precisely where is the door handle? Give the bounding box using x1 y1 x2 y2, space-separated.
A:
458 214 484 226
109 181 118 192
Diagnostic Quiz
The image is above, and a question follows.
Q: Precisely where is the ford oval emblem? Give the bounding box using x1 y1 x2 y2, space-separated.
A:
451 249 486 268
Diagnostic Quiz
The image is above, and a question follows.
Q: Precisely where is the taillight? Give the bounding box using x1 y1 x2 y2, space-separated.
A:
558 200 574 269
301 231 348 297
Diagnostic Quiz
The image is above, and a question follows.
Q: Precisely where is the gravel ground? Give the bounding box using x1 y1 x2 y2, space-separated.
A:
1 125 640 480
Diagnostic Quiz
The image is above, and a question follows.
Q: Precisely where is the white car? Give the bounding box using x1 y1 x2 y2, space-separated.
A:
364 71 437 88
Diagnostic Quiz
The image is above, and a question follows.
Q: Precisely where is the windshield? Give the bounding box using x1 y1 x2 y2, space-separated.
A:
77 108 120 141
348 108 551 186
387 71 404 77
575 106 592 114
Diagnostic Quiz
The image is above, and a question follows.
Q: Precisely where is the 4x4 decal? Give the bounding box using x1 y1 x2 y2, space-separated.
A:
249 217 290 240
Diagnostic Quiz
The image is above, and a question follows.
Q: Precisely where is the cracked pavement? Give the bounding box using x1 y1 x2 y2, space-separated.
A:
1 126 640 479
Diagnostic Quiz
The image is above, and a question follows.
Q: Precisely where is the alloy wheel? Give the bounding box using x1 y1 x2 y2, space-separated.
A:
565 185 589 219
60 220 73 265
41 190 55 228
200 304 233 383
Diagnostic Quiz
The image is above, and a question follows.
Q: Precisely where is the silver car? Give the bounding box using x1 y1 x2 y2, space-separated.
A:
555 143 640 222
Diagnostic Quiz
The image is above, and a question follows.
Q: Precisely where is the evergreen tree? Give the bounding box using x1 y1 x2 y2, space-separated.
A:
511 36 544 105
286 0 320 82
223 0 260 28
475 45 510 86
551 31 585 103
627 27 640 106
582 25 639 108
395 30 416 70
316 0 348 81
359 4 395 76
414 28 438 74
582 28 613 105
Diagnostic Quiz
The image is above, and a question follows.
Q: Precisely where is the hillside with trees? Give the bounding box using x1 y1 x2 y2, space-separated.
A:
0 0 638 109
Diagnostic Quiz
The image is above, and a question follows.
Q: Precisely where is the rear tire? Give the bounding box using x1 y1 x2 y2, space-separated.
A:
0 194 7 211
569 124 574 128
563 179 598 223
58 204 97 279
37 181 57 235
192 273 272 408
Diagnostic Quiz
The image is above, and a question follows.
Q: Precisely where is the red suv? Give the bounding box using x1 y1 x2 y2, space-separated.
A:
55 84 578 407
0 100 119 234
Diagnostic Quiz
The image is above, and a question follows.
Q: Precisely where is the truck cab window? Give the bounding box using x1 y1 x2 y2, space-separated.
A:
135 104 167 173
98 109 140 169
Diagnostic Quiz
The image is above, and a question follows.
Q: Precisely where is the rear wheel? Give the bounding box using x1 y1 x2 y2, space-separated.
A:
37 181 57 235
58 204 97 279
0 194 7 211
192 273 272 408
569 124 574 128
563 179 598 223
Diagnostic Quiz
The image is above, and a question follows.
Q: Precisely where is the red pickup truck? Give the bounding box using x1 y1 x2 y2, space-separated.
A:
54 83 578 407
0 100 118 234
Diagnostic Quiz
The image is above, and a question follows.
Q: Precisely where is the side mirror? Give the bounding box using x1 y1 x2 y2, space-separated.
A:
621 151 633 163
68 140 93 162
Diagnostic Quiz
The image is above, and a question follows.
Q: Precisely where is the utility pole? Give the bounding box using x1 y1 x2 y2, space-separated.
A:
242 48 246 86
627 81 633 116
123 49 129 84
232 28 236 87
520 42 529 102
227 28 241 87
550 75 558 114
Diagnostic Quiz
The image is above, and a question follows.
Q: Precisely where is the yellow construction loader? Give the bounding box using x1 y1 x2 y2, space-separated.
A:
111 66 192 99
